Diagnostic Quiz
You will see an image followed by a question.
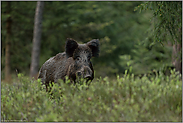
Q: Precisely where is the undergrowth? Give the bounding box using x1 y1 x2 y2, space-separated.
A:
1 69 182 122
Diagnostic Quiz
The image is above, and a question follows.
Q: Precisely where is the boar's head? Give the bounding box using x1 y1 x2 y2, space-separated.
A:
65 38 99 83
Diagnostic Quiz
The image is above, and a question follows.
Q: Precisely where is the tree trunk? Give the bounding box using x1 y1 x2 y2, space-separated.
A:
5 2 12 82
30 1 44 78
172 26 182 74
172 42 182 74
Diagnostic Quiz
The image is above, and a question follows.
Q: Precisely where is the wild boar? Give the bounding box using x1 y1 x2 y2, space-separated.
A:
38 38 99 90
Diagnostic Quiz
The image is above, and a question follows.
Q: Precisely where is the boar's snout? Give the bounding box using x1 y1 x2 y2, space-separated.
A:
84 75 92 80
76 66 93 81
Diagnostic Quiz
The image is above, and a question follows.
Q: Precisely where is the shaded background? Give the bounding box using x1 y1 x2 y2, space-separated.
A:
1 1 182 80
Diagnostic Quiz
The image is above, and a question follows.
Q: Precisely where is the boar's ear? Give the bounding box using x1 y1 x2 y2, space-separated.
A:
87 39 100 57
65 38 78 58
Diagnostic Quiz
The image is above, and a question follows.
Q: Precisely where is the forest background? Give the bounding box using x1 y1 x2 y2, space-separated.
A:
1 1 182 81
1 1 182 122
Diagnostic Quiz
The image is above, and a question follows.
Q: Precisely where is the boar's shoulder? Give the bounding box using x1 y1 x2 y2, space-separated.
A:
53 52 66 61
38 52 68 82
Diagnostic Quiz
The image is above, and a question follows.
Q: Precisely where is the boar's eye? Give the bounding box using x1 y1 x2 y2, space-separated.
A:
76 56 81 61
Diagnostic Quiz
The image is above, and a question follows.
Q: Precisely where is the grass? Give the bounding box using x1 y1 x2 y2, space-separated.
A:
1 69 182 122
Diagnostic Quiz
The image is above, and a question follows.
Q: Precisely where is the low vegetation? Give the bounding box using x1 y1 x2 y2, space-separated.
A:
1 69 182 122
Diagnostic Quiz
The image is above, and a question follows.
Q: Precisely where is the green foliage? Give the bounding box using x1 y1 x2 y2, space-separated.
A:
122 1 182 76
135 1 182 44
1 71 182 122
120 38 173 75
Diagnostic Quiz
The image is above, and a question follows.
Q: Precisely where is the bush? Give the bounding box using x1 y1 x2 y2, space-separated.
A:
1 70 182 122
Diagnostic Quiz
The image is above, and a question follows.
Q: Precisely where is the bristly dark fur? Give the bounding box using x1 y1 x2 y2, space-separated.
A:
38 38 100 91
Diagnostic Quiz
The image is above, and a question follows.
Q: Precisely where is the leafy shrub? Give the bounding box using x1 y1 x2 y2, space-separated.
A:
1 70 182 122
